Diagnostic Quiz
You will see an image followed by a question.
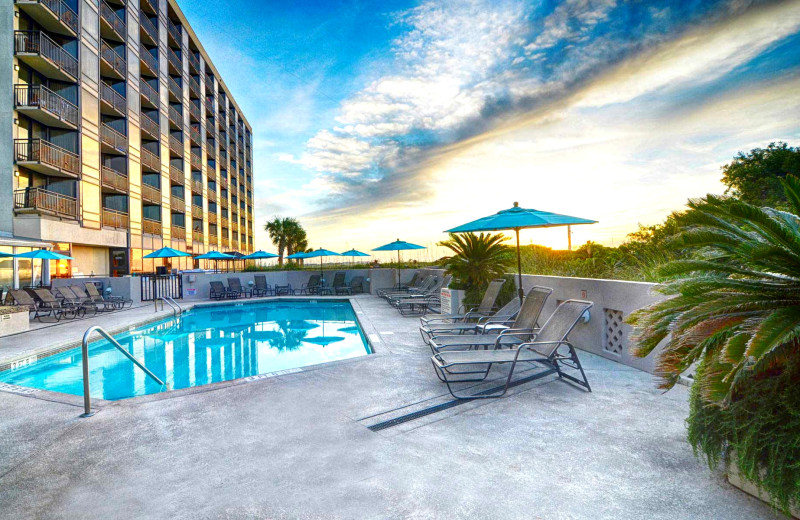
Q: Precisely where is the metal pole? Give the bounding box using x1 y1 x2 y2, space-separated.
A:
567 225 572 251
516 228 524 304
397 250 401 287
80 337 94 417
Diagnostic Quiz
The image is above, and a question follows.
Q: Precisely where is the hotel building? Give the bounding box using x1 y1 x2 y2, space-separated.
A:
1 0 255 288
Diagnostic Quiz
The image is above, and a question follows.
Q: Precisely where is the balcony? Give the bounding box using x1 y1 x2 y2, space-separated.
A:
231 238 239 250
222 237 230 248
102 208 128 229
14 83 78 130
208 211 217 224
207 190 217 204
169 135 183 156
168 107 183 131
188 75 200 98
191 179 203 194
100 40 126 80
206 145 216 160
207 169 216 182
100 82 126 117
189 125 201 146
170 195 185 213
191 205 203 219
101 165 128 193
141 182 160 204
140 0 157 16
192 230 203 243
100 124 128 155
140 113 159 140
220 216 229 228
220 197 228 209
169 164 184 185
14 187 78 219
167 20 181 48
139 45 158 77
204 97 215 114
100 1 126 42
141 148 160 173
14 139 79 178
219 176 228 190
167 47 182 75
190 152 202 170
14 0 79 37
139 12 158 46
143 218 162 235
139 78 159 109
171 224 185 240
188 52 200 74
189 102 201 123
14 31 78 82
168 76 182 103
209 235 218 246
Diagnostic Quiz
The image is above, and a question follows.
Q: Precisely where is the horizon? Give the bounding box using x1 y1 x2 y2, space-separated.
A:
178 0 800 262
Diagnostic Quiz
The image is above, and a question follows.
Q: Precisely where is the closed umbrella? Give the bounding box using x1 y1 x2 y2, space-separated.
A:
372 239 426 287
446 202 597 303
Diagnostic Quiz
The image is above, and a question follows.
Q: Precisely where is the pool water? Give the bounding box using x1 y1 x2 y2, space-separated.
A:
0 300 371 400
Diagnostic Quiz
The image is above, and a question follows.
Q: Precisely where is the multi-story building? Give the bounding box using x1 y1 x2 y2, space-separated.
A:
1 0 254 285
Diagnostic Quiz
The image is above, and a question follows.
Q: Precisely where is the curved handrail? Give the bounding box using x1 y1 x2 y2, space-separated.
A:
154 296 181 317
80 325 168 417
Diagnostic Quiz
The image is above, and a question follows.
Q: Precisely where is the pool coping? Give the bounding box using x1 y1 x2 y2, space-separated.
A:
0 296 386 411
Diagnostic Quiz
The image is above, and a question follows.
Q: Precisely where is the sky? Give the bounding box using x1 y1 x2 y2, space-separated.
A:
179 0 800 263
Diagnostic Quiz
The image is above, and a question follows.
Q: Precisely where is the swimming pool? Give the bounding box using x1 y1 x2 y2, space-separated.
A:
0 300 371 400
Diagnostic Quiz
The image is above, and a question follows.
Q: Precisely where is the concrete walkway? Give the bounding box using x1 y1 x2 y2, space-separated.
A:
0 296 775 519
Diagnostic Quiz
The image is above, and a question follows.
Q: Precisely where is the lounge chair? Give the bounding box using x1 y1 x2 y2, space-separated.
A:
392 276 451 316
275 283 294 296
349 276 365 294
431 299 593 398
299 275 321 295
60 285 101 314
253 275 272 296
377 272 420 297
210 281 236 300
84 282 132 309
331 272 350 295
6 289 51 321
419 297 522 345
227 277 251 298
72 285 116 311
427 286 552 355
383 275 436 304
33 288 83 320
421 278 506 325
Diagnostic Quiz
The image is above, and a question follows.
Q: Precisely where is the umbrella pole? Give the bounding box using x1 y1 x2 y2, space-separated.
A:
397 250 401 288
567 225 572 251
515 228 524 304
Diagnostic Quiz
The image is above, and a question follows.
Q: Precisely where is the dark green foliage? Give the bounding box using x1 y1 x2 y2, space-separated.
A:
721 142 800 210
439 233 513 294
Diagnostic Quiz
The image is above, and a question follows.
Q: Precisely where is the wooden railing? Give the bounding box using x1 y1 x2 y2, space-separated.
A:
100 40 126 78
139 78 159 107
101 165 128 192
143 218 162 235
14 83 78 127
100 1 126 40
102 208 128 229
14 30 78 80
14 187 78 219
101 123 128 153
142 182 161 203
100 82 126 114
14 138 80 176
141 148 160 172
139 44 158 76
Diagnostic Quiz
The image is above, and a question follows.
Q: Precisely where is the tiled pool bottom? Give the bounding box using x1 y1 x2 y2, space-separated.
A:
0 300 371 400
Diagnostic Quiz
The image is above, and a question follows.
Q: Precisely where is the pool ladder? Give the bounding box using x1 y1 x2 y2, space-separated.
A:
154 297 182 317
80 326 169 418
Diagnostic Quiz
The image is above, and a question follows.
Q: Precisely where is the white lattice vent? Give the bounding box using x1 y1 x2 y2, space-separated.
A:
603 308 625 355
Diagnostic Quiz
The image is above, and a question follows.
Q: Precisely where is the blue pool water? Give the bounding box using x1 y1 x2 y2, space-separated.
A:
0 300 371 400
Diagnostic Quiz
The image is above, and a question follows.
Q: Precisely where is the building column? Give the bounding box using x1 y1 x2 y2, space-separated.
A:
12 253 19 290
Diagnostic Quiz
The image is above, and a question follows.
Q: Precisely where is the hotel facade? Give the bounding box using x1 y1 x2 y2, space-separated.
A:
1 0 255 288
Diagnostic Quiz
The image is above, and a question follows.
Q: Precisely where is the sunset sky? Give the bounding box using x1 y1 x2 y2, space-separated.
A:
180 0 800 262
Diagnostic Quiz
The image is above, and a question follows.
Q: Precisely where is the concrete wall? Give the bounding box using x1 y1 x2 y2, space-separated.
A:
0 0 13 238
51 276 139 301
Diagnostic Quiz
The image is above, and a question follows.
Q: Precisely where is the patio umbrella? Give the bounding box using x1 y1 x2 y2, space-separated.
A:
446 201 597 303
372 239 426 287
14 249 74 287
0 252 15 258
297 248 341 283
340 248 370 266
143 247 192 259
241 250 279 269
195 251 234 272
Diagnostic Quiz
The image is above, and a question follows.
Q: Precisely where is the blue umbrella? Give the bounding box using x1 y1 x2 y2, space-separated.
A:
143 247 192 259
297 248 341 282
195 251 235 272
340 248 370 266
446 202 597 303
14 250 74 260
241 250 279 260
372 239 426 286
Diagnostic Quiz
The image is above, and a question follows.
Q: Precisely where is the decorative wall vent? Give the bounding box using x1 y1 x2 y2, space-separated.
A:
603 308 625 355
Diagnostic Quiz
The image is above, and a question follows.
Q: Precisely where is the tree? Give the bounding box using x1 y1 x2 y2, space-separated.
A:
721 141 800 209
438 233 512 303
627 176 800 514
264 217 307 265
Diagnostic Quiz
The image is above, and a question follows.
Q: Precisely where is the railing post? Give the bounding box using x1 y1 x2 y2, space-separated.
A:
80 330 95 417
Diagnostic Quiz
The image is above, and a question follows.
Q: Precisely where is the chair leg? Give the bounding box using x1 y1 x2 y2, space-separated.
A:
552 344 591 392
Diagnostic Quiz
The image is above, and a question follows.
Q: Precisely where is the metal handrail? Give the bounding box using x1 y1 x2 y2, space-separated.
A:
155 296 182 316
81 325 167 417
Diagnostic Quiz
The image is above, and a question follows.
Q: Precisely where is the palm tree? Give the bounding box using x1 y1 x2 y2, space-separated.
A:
438 232 512 295
264 217 307 265
628 174 800 402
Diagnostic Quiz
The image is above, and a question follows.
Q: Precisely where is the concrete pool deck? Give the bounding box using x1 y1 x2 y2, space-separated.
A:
0 295 777 519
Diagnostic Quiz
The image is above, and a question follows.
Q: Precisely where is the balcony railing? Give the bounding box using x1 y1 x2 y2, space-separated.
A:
168 106 183 129
207 169 216 182
101 165 128 192
190 152 202 170
191 179 203 194
171 225 186 240
220 197 228 209
219 176 228 190
192 230 203 242
222 237 230 248
207 190 217 204
167 20 181 47
189 125 201 145
191 205 203 219
102 208 128 229
170 196 185 213
208 211 217 224
168 164 183 185
143 218 162 235
139 12 158 45
209 235 218 246
100 82 126 115
169 135 183 156
167 47 182 73
188 52 200 73
188 75 200 98
14 187 78 219
100 40 126 79
15 0 79 36
101 124 128 154
141 148 160 172
14 83 78 128
140 113 159 140
168 76 182 101
139 45 158 77
139 78 159 108
189 102 201 122
140 0 157 16
100 1 126 41
204 97 215 113
14 31 78 81
142 182 160 203
15 138 80 177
